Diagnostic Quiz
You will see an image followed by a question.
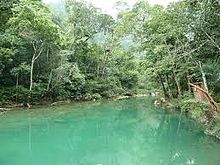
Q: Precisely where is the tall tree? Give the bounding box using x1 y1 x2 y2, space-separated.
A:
8 0 61 98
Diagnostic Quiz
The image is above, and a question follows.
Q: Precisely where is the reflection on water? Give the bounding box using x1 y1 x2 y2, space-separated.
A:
0 97 220 165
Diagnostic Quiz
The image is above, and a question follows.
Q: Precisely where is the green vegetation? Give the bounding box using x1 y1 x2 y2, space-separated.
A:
168 95 220 139
0 0 219 106
0 0 143 105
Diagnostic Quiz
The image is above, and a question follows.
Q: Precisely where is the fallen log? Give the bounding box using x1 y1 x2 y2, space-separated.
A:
190 83 219 112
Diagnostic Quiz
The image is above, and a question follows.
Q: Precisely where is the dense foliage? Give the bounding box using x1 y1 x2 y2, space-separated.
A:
116 0 220 100
0 0 219 105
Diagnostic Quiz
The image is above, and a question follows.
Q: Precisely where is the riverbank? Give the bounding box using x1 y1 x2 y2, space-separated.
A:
0 93 148 113
154 96 220 140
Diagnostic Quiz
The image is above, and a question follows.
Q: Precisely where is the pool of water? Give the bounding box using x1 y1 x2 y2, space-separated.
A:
0 97 220 165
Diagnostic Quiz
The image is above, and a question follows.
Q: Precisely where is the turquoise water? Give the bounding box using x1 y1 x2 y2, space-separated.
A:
0 97 220 165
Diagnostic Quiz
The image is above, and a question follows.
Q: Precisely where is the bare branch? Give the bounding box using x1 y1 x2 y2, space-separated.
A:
32 41 37 53
202 29 220 51
178 41 208 60
33 42 44 61
189 83 219 112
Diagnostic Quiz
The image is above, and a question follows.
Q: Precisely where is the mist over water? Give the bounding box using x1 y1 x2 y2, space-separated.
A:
0 97 220 165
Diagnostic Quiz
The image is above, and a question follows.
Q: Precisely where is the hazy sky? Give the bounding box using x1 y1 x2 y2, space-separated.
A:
44 0 179 17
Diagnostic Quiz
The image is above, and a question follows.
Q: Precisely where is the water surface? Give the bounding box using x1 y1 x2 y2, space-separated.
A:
0 97 220 165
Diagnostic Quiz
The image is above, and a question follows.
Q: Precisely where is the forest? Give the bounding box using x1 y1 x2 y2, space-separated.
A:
0 0 220 106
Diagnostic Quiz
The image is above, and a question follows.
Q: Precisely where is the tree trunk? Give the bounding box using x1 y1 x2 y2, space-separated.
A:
96 65 100 79
165 74 173 98
172 70 181 97
46 49 49 62
29 57 34 92
15 73 19 103
186 72 191 92
16 74 19 88
190 83 219 112
158 74 169 98
47 70 53 91
199 61 208 92
29 42 44 103
101 50 110 77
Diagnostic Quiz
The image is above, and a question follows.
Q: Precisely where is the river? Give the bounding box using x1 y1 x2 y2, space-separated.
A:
0 97 220 165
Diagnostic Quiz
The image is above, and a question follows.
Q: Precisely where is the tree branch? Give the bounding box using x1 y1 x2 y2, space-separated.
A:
33 42 44 61
189 83 219 112
202 29 220 51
